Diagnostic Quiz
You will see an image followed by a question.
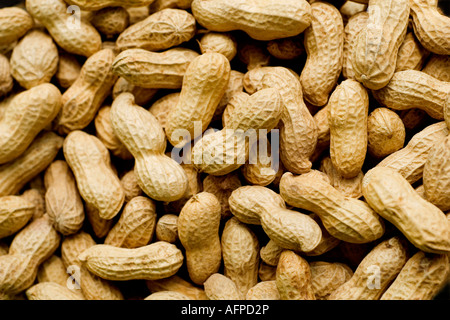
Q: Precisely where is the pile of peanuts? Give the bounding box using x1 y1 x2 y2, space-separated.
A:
0 0 449 301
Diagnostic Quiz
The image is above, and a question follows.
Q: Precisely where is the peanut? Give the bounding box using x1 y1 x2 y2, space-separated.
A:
422 54 450 82
112 77 158 107
395 32 429 72
203 273 243 300
91 7 130 38
150 0 193 11
144 291 190 300
0 254 39 295
0 54 13 97
120 169 143 203
199 32 237 62
266 36 304 60
64 0 156 11
238 41 271 71
0 7 34 47
310 261 353 300
155 214 179 244
26 282 84 300
148 92 180 130
0 196 35 239
85 203 114 239
342 11 369 80
55 52 81 89
246 281 281 300
146 275 208 300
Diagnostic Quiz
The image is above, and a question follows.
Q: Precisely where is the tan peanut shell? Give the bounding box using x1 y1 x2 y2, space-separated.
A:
422 54 450 82
222 92 250 128
229 186 323 253
0 83 62 165
120 169 143 203
95 106 133 160
0 131 64 197
342 12 369 80
259 261 277 282
0 196 35 239
213 70 244 121
267 36 304 60
146 275 208 300
203 273 243 300
238 42 271 71
221 217 260 297
410 0 450 55
376 121 449 184
395 32 429 72
56 52 81 89
56 49 118 135
85 203 114 239
328 79 369 178
148 92 180 130
110 92 189 202
367 107 406 158
0 54 13 97
144 291 191 300
328 237 409 300
0 7 33 46
276 250 315 300
199 32 237 62
340 0 367 21
191 0 312 41
0 254 39 295
65 0 155 11
300 1 344 107
381 251 449 300
202 173 241 219
351 0 410 90
260 67 318 174
304 214 341 257
311 104 330 162
105 196 157 248
127 6 150 25
44 160 84 236
279 171 385 244
260 240 283 267
310 261 353 300
26 282 84 300
112 77 158 107
26 0 101 57
246 281 281 300
155 214 178 244
117 9 195 52
112 47 199 89
10 30 58 89
63 130 125 220
37 255 73 287
91 7 130 37
78 241 184 281
362 167 450 254
151 0 193 11
21 189 44 221
373 70 450 120
178 192 222 285
423 135 450 211
166 52 231 147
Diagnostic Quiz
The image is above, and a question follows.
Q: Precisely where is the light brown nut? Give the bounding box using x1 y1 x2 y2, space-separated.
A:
0 7 34 47
229 186 323 253
26 282 84 300
328 237 409 300
380 251 449 300
37 255 72 287
351 0 410 90
178 192 222 285
55 49 118 135
213 70 244 121
260 67 318 174
127 6 150 25
10 30 58 89
276 250 315 300
259 262 277 282
203 273 243 300
112 47 199 89
310 261 353 300
105 196 157 248
399 105 429 132
340 0 367 21
22 189 45 221
300 1 344 107
267 36 304 60
191 0 312 41
64 0 156 10
222 92 250 128
155 214 178 243
44 160 84 236
310 104 330 162
144 291 191 300
150 0 193 11
342 12 369 80
410 0 450 55
0 131 64 197
246 281 281 300
61 231 124 300
120 169 143 203
221 217 260 298
328 79 369 178
367 107 406 158
376 121 449 184
110 93 189 202
166 52 231 147
260 240 283 267
279 171 385 244
395 32 429 72
0 83 62 165
415 184 426 199
199 32 237 62
242 67 272 94
85 203 114 239
26 0 101 57
422 54 450 82
63 130 125 220
148 92 180 130
362 167 450 254
202 173 241 220
192 88 283 175
112 77 158 107
117 8 195 52
0 196 35 239
95 106 133 160
304 214 341 257
0 54 13 97
319 156 363 198
78 241 184 281
55 52 81 89
9 215 60 265
91 7 130 38
0 254 39 295
372 70 450 120
422 135 450 211
146 275 208 300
